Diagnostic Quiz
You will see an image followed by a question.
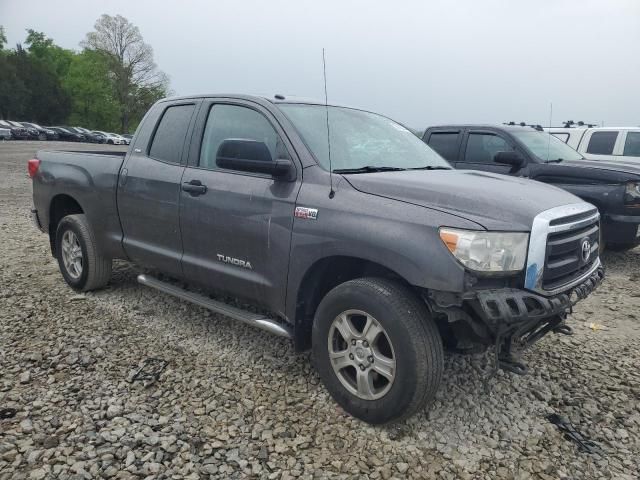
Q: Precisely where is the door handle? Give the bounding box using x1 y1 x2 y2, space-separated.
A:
182 180 207 196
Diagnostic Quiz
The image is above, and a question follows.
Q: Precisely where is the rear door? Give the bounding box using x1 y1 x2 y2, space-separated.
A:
423 129 462 164
580 130 622 161
457 129 515 174
179 99 301 314
117 101 199 277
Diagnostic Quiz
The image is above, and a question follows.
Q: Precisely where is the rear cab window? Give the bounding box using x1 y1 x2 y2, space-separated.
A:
148 104 196 164
426 131 461 162
586 131 618 155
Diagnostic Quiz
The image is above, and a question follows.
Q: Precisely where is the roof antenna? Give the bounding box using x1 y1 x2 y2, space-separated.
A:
546 102 553 161
323 48 335 199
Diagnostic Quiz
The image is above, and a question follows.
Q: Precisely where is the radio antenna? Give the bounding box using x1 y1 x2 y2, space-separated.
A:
323 48 335 199
546 102 553 162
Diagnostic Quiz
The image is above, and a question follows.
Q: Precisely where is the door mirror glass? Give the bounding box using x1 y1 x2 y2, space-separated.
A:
494 150 526 168
216 139 294 179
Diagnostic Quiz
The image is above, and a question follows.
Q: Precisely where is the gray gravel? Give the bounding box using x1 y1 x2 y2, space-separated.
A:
1 141 639 479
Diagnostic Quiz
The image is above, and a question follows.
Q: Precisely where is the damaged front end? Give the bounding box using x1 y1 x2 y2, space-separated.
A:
427 264 605 375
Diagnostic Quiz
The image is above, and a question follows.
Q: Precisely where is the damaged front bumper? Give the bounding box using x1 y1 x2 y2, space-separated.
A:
429 265 605 375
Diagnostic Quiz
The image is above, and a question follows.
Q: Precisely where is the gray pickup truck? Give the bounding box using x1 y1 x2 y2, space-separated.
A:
30 94 604 424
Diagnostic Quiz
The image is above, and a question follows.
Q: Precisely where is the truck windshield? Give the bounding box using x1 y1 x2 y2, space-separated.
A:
279 104 450 172
512 131 584 162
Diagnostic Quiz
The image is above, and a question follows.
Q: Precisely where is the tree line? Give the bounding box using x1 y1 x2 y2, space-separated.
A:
0 14 170 133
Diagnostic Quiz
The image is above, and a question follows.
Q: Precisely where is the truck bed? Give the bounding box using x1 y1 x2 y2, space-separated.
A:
32 149 128 259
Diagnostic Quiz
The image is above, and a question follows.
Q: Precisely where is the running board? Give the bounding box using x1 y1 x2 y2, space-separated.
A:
137 274 293 339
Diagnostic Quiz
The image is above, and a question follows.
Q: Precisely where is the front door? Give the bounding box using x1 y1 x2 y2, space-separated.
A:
179 100 301 315
118 102 198 277
457 130 516 174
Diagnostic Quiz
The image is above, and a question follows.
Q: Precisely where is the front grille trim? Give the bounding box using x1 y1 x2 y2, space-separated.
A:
524 202 600 296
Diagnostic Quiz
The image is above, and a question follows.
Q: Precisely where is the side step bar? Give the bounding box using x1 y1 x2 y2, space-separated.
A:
137 274 293 339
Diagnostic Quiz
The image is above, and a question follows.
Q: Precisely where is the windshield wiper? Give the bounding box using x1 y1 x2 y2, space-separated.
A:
408 166 452 170
546 158 564 163
333 166 407 174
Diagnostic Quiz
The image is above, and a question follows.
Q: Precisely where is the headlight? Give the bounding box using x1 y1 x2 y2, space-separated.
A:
625 182 640 205
439 228 529 273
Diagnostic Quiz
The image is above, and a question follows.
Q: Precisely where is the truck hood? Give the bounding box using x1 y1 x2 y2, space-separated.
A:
344 169 584 231
562 159 640 179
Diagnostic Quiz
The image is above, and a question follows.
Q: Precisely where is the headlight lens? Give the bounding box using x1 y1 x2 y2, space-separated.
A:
439 228 529 273
625 182 640 205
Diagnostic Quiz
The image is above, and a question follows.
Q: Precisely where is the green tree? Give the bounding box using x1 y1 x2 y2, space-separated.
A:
82 14 169 132
25 29 73 78
64 50 119 129
0 26 7 50
8 45 71 123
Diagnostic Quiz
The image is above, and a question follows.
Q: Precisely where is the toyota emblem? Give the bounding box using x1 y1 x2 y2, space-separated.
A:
580 238 592 263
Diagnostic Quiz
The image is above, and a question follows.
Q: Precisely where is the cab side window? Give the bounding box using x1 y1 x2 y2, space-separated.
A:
427 132 460 162
586 131 618 155
148 104 196 164
464 133 513 163
623 132 640 157
200 104 286 170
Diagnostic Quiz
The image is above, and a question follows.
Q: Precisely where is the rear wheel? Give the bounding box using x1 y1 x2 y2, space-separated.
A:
312 278 443 424
55 214 112 291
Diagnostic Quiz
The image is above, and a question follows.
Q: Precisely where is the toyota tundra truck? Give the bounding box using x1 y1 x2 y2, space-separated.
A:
29 95 604 424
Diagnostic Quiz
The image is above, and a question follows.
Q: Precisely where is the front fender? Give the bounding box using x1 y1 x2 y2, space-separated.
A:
285 178 479 321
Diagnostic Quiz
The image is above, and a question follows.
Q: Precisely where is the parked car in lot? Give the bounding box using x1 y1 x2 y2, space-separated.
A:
7 121 40 140
111 133 130 145
423 124 640 250
0 127 12 140
48 127 85 142
29 94 604 424
0 120 29 140
92 131 125 145
546 124 640 163
64 127 104 143
19 122 59 140
121 134 133 142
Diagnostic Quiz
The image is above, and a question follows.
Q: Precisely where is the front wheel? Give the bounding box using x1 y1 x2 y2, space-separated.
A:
55 214 112 291
312 278 444 424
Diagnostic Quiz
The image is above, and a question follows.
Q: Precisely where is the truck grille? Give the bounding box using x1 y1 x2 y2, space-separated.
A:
542 213 599 292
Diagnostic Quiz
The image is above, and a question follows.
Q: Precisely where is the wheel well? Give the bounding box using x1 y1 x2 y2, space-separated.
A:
48 195 84 254
294 256 406 351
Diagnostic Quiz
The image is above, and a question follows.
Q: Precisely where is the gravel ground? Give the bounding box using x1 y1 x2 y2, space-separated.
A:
1 141 639 479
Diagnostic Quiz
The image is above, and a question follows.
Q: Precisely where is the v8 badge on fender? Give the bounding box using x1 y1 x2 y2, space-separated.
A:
294 206 318 220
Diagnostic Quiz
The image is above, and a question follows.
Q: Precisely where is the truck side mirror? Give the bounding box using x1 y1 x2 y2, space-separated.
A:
494 150 526 169
216 139 294 180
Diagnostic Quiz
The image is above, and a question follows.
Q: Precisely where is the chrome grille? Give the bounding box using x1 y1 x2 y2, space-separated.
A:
543 219 599 291
525 203 601 295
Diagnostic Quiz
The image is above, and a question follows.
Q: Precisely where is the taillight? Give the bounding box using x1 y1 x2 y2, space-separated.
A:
28 159 40 178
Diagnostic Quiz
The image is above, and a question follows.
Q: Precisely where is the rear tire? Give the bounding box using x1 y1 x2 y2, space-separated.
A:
312 278 443 424
55 214 112 292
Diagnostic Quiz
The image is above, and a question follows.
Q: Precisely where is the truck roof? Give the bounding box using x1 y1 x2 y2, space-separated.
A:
159 93 337 107
427 124 541 132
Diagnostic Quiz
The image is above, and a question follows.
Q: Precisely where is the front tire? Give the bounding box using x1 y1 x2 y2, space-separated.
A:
55 214 112 291
312 278 444 424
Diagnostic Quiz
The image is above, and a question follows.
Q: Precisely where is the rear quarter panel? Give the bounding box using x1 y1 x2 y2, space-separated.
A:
33 150 127 258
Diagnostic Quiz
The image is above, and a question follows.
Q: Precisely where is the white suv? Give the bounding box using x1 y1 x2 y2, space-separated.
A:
546 125 640 163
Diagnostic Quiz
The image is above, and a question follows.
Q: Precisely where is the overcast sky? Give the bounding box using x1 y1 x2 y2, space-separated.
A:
2 0 639 128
